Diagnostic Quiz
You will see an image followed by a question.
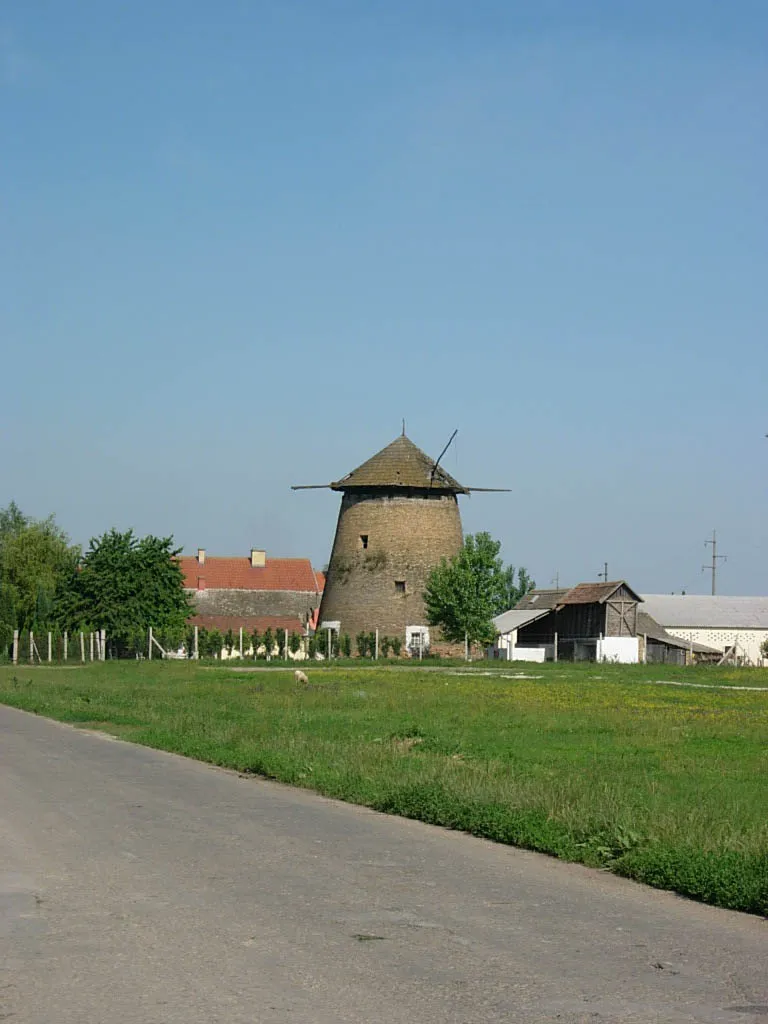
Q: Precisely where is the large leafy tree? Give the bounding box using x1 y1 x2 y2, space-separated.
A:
0 502 80 639
495 565 536 615
424 533 533 648
61 529 191 655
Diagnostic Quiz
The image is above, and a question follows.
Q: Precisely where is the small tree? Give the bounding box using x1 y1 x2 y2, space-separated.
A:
289 631 302 657
308 634 318 659
208 628 223 658
262 627 274 659
355 631 368 658
761 638 768 662
380 635 391 658
224 628 235 655
250 629 261 658
390 635 402 658
340 633 352 658
424 532 510 650
367 631 377 658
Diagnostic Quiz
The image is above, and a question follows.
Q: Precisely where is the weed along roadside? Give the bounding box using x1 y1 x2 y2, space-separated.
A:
0 660 766 917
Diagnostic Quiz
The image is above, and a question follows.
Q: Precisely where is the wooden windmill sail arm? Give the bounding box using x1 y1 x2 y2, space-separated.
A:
291 484 333 490
465 487 511 492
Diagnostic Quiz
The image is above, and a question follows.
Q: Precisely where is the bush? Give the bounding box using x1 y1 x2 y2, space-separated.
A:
355 632 368 658
390 636 402 657
341 633 352 658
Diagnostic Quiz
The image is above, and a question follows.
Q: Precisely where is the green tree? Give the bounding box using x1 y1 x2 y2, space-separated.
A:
289 631 302 656
380 635 391 658
390 635 402 657
207 628 223 658
250 629 261 658
424 532 510 649
495 565 536 614
355 631 368 658
60 529 191 656
0 503 80 634
224 629 235 655
262 627 274 659
340 633 352 658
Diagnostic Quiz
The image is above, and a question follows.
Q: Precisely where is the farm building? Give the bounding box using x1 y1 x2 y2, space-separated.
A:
495 583 725 664
640 595 768 666
179 548 324 639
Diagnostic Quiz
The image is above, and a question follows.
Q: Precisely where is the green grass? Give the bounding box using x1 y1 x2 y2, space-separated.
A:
1 660 766 916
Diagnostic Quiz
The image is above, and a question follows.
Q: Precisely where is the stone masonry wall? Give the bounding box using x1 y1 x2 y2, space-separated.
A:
188 589 321 621
318 489 464 642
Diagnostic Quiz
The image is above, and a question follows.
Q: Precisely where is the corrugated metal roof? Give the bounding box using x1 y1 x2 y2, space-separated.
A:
640 595 768 629
331 435 468 492
636 611 720 653
493 608 552 634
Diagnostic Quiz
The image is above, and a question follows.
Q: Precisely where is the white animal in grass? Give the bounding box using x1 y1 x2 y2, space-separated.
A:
294 669 309 685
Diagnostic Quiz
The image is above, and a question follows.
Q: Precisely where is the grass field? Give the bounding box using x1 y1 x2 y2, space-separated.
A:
1 659 766 916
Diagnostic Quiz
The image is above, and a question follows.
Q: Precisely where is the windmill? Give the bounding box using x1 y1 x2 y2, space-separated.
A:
293 431 508 648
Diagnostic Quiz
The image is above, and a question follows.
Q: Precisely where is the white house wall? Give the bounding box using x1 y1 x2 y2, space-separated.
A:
596 637 639 664
665 628 768 665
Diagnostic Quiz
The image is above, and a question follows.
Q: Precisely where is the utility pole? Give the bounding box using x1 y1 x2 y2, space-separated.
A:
703 530 726 595
597 562 608 583
551 572 560 589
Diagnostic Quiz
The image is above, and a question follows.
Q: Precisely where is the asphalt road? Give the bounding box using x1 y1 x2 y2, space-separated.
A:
1 705 765 1024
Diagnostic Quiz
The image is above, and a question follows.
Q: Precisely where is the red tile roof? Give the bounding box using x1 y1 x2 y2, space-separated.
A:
189 615 305 634
180 556 324 593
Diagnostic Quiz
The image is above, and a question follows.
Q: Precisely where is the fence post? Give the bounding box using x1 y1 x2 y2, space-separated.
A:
194 625 199 660
554 631 558 663
48 632 52 663
148 626 153 661
12 629 18 665
643 632 647 664
29 631 34 665
327 628 331 661
101 629 107 660
80 631 85 662
64 631 68 662
239 626 243 659
375 628 379 660
89 632 94 662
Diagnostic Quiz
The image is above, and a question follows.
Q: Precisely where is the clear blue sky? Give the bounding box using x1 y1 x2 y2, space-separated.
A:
2 1 766 595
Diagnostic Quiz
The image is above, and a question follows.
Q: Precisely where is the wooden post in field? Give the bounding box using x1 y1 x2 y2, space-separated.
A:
89 632 94 662
464 630 469 662
64 631 68 662
239 626 243 659
48 632 52 663
284 628 289 661
375 628 379 660
148 626 153 661
80 631 85 662
29 631 34 665
327 628 331 660
643 632 647 664
101 629 106 660
194 625 199 660
12 630 18 665
554 631 558 663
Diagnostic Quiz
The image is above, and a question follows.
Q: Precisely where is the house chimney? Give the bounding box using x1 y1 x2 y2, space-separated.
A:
250 548 266 568
197 548 206 565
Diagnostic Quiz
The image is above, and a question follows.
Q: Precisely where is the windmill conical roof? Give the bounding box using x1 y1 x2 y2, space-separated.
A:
331 435 468 492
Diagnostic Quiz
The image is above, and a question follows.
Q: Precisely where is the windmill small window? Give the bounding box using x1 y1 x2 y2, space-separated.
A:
359 534 369 550
395 580 406 594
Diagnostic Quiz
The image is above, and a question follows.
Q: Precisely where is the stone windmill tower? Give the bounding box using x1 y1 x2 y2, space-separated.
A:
294 431 505 649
